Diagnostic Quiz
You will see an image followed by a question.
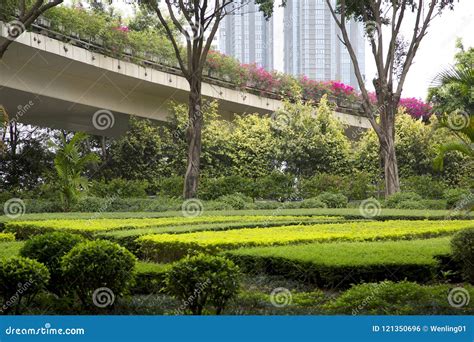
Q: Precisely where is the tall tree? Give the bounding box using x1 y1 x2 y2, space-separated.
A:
143 0 276 198
324 0 457 197
0 0 65 59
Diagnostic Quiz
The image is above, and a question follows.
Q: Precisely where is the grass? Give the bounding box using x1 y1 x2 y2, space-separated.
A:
4 215 340 238
229 237 452 266
138 220 473 261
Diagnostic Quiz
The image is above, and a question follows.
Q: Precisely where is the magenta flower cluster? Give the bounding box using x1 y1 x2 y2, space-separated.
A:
398 97 432 119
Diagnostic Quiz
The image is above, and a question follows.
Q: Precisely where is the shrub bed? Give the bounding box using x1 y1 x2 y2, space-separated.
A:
5 215 338 239
325 281 474 314
226 238 451 287
0 232 15 242
138 220 473 262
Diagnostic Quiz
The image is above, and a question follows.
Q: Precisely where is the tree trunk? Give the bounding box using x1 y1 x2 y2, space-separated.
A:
378 104 400 198
183 76 203 199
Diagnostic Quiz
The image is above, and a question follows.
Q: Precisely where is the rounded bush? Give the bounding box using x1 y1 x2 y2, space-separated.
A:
0 257 50 314
216 193 252 210
166 254 241 315
385 191 422 208
300 198 327 209
443 189 471 209
20 232 83 294
317 192 348 208
61 240 136 307
395 200 425 210
451 229 474 283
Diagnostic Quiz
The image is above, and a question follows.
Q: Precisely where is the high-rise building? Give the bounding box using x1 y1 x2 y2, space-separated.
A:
218 2 273 71
283 0 365 89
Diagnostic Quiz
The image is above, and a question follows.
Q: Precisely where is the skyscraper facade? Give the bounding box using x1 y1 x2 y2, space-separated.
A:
283 0 365 89
218 2 273 71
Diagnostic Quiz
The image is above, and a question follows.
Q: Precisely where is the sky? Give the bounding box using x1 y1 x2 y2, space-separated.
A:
273 1 474 100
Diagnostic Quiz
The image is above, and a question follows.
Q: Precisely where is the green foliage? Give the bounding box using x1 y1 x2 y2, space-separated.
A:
215 193 253 210
0 256 50 314
165 254 241 315
402 175 447 199
104 117 177 182
228 238 451 288
451 229 474 283
51 132 99 211
254 172 295 201
316 192 348 208
326 281 474 315
139 220 473 262
385 192 423 208
20 232 83 295
274 96 351 177
444 188 471 208
0 232 15 242
199 175 253 200
90 178 149 198
300 198 327 209
61 240 136 307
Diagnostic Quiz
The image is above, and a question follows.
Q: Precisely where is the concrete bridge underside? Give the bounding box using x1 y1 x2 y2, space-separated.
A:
0 24 371 137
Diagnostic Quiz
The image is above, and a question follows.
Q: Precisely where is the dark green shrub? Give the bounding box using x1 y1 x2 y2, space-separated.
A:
443 188 471 208
385 192 422 208
299 173 347 199
165 255 241 315
0 257 50 314
72 196 109 212
395 200 426 210
325 281 474 315
344 172 375 200
200 176 253 200
20 232 83 295
317 192 348 208
90 178 149 198
61 240 136 307
402 175 446 199
227 254 435 289
155 176 184 198
451 229 474 283
300 198 327 209
254 201 282 210
420 199 447 210
254 172 295 201
215 193 252 210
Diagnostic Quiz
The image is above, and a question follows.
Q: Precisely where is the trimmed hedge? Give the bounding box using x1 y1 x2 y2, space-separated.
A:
325 281 474 314
138 220 474 262
226 238 451 288
0 232 15 242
